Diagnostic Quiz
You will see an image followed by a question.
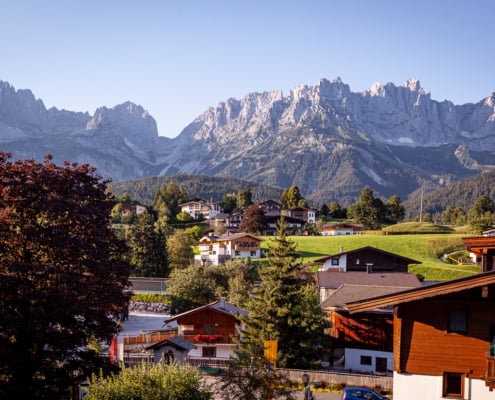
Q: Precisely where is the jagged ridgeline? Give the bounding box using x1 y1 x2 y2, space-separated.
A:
109 174 284 206
2 78 495 207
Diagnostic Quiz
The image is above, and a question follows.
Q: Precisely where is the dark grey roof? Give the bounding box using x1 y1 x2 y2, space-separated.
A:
314 246 421 264
317 271 422 289
164 300 248 324
321 284 414 309
145 335 197 351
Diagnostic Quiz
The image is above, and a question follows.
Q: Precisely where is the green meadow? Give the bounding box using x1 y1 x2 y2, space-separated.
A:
260 233 481 281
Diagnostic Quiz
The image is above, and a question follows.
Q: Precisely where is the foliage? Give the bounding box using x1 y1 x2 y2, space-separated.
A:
221 193 238 214
239 204 267 234
166 229 194 270
126 213 168 277
237 219 330 369
385 195 405 224
111 174 283 208
84 362 212 400
218 357 296 400
166 265 218 314
131 293 170 304
153 181 188 221
382 222 455 234
347 188 382 229
0 153 131 399
237 186 253 210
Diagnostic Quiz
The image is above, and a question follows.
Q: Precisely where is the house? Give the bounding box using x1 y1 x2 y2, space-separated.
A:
163 300 248 367
258 200 282 216
145 335 197 364
121 203 147 216
347 271 495 400
462 235 495 272
317 272 422 373
321 223 363 236
179 200 223 221
287 206 317 223
314 246 421 273
264 215 305 235
195 232 263 266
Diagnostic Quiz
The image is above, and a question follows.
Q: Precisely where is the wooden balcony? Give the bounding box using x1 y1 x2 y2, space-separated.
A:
182 333 237 345
486 352 495 391
234 244 259 251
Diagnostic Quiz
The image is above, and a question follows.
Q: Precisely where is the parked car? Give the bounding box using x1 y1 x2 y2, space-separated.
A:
341 387 391 400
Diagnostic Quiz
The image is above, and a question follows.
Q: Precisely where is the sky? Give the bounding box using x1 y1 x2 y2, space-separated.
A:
2 1 494 138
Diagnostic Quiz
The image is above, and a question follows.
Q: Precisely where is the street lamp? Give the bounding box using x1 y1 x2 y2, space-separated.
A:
301 373 312 400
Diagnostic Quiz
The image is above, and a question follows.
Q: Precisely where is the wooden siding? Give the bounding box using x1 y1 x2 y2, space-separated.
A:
345 249 410 272
330 311 393 352
178 309 237 336
394 298 495 378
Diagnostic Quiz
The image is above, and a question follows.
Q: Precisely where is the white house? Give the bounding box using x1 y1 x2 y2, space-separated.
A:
195 232 263 266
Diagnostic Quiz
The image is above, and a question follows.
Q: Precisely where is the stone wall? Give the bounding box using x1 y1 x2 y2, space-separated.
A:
129 301 170 314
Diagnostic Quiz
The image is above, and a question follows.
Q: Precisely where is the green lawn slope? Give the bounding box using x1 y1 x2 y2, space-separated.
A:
261 233 480 281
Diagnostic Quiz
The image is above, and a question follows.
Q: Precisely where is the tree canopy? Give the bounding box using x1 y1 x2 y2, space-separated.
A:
236 218 329 369
0 154 131 399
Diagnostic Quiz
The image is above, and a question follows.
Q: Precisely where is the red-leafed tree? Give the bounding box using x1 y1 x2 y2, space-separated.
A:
0 153 131 399
238 204 266 234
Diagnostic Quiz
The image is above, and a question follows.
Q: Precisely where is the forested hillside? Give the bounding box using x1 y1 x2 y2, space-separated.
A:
110 174 284 206
404 169 495 220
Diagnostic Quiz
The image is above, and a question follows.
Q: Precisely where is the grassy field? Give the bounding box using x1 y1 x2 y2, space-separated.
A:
260 233 481 281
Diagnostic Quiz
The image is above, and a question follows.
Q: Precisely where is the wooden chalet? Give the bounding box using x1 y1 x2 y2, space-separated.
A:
314 246 421 272
347 271 495 400
319 273 422 374
463 236 495 272
163 300 247 367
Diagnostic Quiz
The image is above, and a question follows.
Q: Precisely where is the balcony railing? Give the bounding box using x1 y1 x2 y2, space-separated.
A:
487 352 495 390
182 334 237 344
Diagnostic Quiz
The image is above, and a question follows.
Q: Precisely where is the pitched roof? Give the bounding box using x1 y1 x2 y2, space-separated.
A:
199 232 263 242
164 300 248 324
314 246 421 264
317 271 422 289
346 270 495 314
320 284 413 309
145 335 197 351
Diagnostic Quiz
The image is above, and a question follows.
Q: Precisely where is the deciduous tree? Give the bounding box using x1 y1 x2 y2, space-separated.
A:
239 204 266 234
167 229 194 270
0 153 131 399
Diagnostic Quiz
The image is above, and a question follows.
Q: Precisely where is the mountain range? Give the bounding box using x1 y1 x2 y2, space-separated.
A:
1 78 494 206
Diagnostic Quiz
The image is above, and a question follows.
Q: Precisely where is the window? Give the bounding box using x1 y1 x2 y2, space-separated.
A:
443 372 463 398
235 251 240 256
449 309 468 333
250 251 256 257
202 346 216 358
204 324 215 335
360 355 372 366
331 258 339 266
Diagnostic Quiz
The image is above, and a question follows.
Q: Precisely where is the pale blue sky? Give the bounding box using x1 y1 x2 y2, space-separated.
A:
2 1 493 138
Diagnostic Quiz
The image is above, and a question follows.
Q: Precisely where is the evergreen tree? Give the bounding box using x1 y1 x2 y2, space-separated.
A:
286 185 302 208
126 213 168 277
468 195 494 231
153 181 188 221
328 201 343 218
319 203 329 217
221 193 238 214
236 219 330 369
237 186 253 211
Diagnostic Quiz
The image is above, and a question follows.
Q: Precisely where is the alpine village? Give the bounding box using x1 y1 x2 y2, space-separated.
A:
2 75 495 400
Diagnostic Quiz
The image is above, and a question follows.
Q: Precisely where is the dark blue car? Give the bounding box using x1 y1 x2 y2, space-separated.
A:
341 387 391 400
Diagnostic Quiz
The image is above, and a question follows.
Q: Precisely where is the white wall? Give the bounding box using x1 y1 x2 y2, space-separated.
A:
345 348 393 373
393 372 495 400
